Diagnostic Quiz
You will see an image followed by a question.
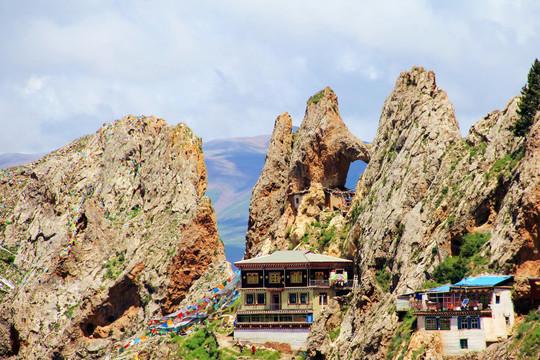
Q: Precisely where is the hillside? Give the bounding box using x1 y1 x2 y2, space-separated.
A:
0 115 229 359
245 67 540 359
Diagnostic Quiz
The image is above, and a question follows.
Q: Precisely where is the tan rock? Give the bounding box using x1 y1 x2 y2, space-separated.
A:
0 115 228 359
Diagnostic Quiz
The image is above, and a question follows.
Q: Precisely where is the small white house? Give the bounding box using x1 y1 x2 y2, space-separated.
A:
404 275 514 356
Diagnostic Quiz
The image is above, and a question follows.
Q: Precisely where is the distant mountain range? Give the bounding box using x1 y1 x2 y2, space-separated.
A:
0 153 44 169
0 134 366 266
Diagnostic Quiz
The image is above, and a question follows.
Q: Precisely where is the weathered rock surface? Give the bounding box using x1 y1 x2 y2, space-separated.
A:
244 66 540 359
308 67 540 359
245 88 370 258
0 115 228 359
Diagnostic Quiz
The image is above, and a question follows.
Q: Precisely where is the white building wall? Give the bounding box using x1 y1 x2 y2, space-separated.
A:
418 317 486 356
234 328 309 349
484 288 514 342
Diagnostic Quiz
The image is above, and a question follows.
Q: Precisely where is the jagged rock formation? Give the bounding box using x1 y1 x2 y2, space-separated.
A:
245 66 540 359
307 67 539 359
245 87 370 258
0 115 228 359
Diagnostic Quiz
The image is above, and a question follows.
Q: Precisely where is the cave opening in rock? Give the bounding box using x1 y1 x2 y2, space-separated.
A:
79 275 140 337
345 160 367 189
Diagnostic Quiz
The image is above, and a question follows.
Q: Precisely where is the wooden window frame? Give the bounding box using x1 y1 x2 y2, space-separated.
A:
246 293 254 305
439 317 451 330
268 272 282 285
319 292 328 305
425 317 438 330
246 273 259 285
290 271 303 284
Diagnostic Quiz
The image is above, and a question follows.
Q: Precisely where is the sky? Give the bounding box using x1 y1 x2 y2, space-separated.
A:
1 0 539 154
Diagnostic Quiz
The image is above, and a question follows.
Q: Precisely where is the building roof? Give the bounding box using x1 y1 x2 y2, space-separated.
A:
408 275 514 297
453 275 513 287
425 284 452 293
234 250 352 266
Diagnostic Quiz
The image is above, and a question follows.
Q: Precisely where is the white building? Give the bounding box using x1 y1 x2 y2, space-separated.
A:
403 275 514 356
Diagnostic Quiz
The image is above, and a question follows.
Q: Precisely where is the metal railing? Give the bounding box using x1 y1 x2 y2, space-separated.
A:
308 280 356 288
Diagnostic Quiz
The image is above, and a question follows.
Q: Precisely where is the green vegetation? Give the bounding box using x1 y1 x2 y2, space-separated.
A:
514 59 540 136
376 268 392 292
432 231 490 284
350 204 363 224
0 245 16 265
329 326 341 341
103 252 126 280
176 328 282 360
64 303 80 318
307 89 326 105
318 226 336 249
386 311 417 360
170 328 234 360
513 311 540 358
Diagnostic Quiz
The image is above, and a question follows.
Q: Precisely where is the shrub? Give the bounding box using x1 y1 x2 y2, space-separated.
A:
460 232 490 258
432 256 468 285
376 269 392 292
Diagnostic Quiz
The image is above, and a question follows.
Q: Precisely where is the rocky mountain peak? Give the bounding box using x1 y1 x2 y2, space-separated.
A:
0 115 229 359
244 88 370 258
290 86 370 192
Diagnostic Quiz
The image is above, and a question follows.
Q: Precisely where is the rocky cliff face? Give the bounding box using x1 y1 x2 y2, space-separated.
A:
0 115 228 359
245 87 370 258
246 67 540 359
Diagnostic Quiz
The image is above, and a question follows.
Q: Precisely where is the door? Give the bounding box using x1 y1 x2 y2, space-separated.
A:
271 293 281 310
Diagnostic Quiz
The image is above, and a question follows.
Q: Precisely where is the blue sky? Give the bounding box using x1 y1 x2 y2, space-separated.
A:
1 0 539 153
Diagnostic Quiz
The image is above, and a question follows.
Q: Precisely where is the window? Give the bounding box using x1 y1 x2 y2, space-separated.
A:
439 318 451 330
460 339 468 349
269 272 282 284
291 271 303 284
470 317 480 329
505 316 510 326
289 293 298 304
425 318 438 330
246 273 259 285
495 294 500 304
257 293 266 305
458 316 480 329
315 271 324 280
246 294 254 305
300 293 309 304
319 293 328 305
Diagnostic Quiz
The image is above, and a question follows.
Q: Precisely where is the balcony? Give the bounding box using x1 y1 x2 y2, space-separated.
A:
309 280 356 288
411 299 492 317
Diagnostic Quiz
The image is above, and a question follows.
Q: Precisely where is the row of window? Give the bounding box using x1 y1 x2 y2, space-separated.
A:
245 292 328 305
237 314 313 323
246 271 308 285
425 316 480 331
245 271 330 285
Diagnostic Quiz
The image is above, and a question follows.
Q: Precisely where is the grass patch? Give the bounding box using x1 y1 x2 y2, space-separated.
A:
102 252 126 280
386 311 417 360
376 268 392 292
307 89 326 105
329 326 341 341
515 311 540 358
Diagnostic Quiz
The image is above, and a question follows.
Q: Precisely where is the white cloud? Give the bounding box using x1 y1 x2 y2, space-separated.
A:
0 1 540 153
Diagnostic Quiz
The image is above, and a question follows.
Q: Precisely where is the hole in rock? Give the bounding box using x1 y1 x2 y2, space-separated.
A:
80 275 140 337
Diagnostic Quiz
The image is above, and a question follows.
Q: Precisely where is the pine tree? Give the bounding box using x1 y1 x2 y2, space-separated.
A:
514 59 540 136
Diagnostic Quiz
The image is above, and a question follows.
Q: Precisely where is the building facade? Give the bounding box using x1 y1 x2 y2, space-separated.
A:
234 250 354 349
400 276 514 356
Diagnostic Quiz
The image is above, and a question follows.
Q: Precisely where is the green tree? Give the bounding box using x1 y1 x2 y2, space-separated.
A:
514 59 540 136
